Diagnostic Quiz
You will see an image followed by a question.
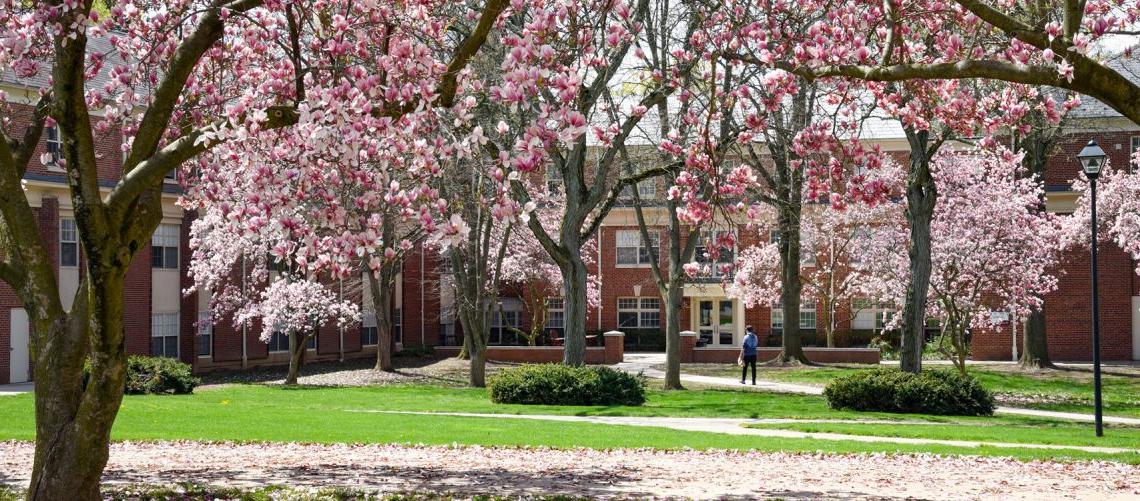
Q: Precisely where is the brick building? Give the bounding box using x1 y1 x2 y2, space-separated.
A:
4 63 1140 386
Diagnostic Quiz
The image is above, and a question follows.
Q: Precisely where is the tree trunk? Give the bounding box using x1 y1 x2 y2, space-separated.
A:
285 330 304 385
899 131 937 374
560 249 589 366
662 281 685 390
772 207 808 365
28 276 126 501
367 271 395 372
1020 309 1053 369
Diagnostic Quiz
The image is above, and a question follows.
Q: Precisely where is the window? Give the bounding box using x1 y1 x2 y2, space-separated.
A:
771 300 816 331
617 297 661 329
393 307 402 344
151 312 179 358
151 224 179 269
438 257 453 275
1131 136 1139 173
440 322 456 346
490 299 522 345
196 312 212 358
59 218 78 267
545 165 561 194
696 231 735 278
269 331 289 352
769 229 814 265
269 330 315 352
852 298 891 330
361 311 378 346
616 230 659 266
45 126 61 168
545 298 565 330
620 164 656 200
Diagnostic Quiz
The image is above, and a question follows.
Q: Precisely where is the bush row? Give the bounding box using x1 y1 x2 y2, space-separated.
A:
823 367 994 416
84 355 200 395
488 364 646 406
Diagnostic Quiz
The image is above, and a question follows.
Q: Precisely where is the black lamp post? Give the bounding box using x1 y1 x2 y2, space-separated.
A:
1077 139 1106 437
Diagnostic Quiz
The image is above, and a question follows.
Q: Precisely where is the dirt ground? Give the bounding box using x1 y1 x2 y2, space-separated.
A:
1 441 1137 500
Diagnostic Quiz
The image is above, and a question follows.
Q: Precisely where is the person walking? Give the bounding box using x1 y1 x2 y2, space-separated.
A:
740 325 758 385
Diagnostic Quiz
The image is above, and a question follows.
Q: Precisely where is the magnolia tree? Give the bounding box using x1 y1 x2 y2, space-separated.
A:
498 209 601 347
860 148 1064 375
720 0 1084 372
492 0 738 365
751 0 1140 123
619 4 759 387
729 180 902 349
1071 160 1140 277
0 0 528 497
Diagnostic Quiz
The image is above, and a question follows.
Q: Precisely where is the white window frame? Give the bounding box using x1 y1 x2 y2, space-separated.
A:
196 311 212 358
1131 136 1139 173
490 298 522 345
545 297 565 329
151 224 179 269
151 312 180 358
852 298 891 330
771 300 817 331
59 218 78 268
393 307 402 344
45 126 63 171
696 230 735 278
545 165 562 194
617 297 661 329
616 230 659 267
361 311 378 347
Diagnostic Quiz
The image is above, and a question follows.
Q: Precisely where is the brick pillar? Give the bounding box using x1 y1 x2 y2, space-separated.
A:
680 331 697 363
603 331 625 364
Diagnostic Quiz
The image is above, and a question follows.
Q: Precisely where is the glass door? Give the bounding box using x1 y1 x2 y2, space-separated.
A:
697 300 714 346
694 299 737 346
717 300 735 345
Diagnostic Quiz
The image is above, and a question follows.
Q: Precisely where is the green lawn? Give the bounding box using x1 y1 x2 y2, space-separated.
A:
1 384 1138 464
685 364 1140 417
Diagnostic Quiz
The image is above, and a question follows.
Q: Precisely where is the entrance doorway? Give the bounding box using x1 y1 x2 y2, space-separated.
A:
9 308 30 383
695 299 737 347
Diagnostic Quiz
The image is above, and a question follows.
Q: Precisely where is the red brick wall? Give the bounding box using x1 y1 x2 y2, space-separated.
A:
1045 131 1138 187
123 240 152 357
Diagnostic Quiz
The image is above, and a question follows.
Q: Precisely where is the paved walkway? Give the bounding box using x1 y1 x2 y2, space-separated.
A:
616 353 1140 426
353 410 1140 455
4 441 1138 500
0 383 33 396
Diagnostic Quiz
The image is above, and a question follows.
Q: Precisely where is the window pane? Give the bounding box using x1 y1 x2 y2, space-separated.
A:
164 336 178 358
151 338 164 356
640 311 660 327
151 247 164 267
618 312 638 328
306 334 316 349
640 298 660 309
165 247 179 269
196 333 211 357
60 242 78 267
616 247 638 265
617 298 639 310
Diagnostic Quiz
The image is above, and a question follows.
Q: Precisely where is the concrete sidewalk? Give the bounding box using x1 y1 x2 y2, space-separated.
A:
0 382 33 396
355 410 1140 455
616 353 1140 426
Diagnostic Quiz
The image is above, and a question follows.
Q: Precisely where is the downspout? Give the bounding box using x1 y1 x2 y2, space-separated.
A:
597 224 603 332
420 249 425 348
241 256 248 369
338 278 344 362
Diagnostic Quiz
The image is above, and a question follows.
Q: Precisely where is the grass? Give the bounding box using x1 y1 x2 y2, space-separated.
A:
1 383 1138 464
686 363 1140 417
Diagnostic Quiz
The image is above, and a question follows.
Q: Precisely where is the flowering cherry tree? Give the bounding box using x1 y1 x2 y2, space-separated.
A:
859 148 1064 375
0 0 515 497
1071 161 1140 278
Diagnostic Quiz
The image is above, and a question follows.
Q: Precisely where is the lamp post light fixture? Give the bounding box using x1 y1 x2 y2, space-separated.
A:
1077 139 1106 437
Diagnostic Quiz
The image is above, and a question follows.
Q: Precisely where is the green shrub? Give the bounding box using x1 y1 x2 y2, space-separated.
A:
488 364 646 406
823 367 994 416
84 356 200 395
